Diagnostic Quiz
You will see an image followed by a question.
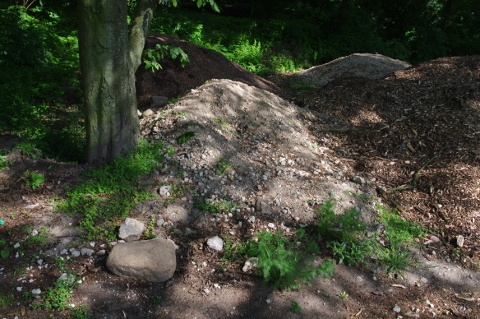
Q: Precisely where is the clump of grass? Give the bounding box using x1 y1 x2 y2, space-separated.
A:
215 158 236 175
58 140 167 241
33 272 82 311
194 198 237 214
235 229 334 290
315 196 426 273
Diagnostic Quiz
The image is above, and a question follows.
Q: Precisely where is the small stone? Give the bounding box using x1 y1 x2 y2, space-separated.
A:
81 248 95 256
242 257 258 273
158 185 172 196
142 109 154 117
69 248 80 257
32 289 42 295
393 305 401 313
207 236 224 251
157 218 165 227
119 218 145 242
456 235 465 248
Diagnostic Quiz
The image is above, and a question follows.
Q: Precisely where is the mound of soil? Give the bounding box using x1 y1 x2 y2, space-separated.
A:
136 33 280 110
293 53 411 87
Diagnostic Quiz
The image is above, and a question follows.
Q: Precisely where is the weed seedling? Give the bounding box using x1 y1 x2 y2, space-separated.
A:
0 239 10 259
33 272 82 311
215 158 236 175
194 198 237 214
145 215 157 239
291 301 302 313
176 131 195 144
0 293 14 307
24 171 45 189
70 305 91 319
339 291 349 300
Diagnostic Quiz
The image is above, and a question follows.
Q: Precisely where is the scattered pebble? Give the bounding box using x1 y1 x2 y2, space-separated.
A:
206 236 224 251
31 289 41 295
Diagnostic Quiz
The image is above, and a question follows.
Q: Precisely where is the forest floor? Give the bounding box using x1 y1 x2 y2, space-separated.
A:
0 48 479 319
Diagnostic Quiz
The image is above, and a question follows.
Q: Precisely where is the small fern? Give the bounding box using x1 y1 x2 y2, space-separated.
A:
243 230 333 290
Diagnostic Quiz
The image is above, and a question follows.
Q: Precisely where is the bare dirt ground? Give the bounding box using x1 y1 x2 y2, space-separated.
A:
0 34 479 318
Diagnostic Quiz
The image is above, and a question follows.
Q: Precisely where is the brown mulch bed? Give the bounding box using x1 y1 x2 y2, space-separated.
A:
295 55 480 269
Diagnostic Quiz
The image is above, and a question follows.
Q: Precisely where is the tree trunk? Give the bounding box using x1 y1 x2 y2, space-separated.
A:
78 0 141 164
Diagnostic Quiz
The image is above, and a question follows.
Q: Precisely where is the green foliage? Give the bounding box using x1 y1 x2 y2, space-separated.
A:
316 196 425 273
316 198 367 244
0 292 14 307
215 158 236 175
0 239 10 259
24 171 45 190
176 131 195 144
58 140 167 241
24 227 50 245
290 301 302 313
143 44 190 72
239 229 334 290
145 215 157 239
194 198 237 214
0 154 13 171
0 5 80 132
70 305 92 319
153 0 479 75
33 272 81 311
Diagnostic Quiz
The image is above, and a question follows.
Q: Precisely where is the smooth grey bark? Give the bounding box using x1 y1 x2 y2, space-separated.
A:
78 0 158 164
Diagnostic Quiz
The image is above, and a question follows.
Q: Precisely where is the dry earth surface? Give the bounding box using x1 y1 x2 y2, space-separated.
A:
0 34 479 319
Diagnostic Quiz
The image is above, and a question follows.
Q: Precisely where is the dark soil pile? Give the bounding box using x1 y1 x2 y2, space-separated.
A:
136 33 280 110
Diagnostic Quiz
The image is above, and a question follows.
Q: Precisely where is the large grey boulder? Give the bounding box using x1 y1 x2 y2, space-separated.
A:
118 218 145 242
293 53 411 87
106 238 176 282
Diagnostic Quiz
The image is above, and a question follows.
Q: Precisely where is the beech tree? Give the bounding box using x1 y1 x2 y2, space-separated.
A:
78 0 218 164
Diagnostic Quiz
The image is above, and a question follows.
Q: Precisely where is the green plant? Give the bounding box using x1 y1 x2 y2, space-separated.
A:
21 291 35 301
33 272 81 311
215 158 236 175
24 226 49 245
56 257 68 272
145 215 157 239
339 291 349 300
316 196 425 272
0 239 10 259
24 171 45 189
0 292 14 307
176 131 195 144
70 305 91 319
291 301 302 313
150 294 161 305
0 154 13 171
143 44 190 72
58 140 167 241
239 229 334 290
194 198 237 214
